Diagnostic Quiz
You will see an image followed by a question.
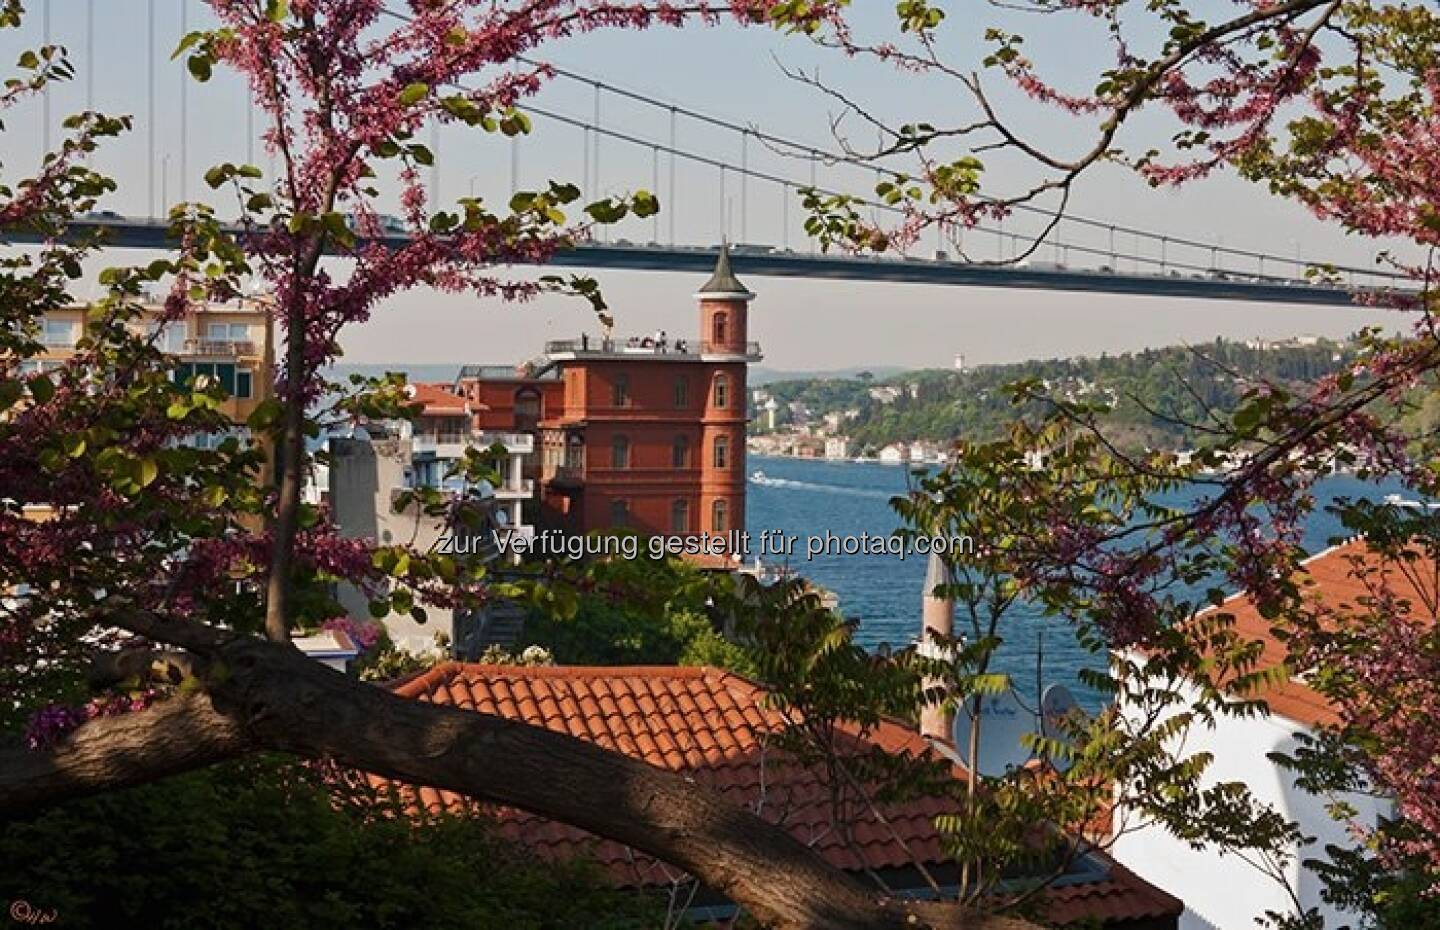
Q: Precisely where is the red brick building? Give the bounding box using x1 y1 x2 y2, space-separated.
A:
454 247 760 544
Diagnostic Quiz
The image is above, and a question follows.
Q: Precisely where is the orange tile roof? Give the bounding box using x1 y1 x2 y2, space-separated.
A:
386 663 1181 928
1189 537 1435 728
409 382 470 416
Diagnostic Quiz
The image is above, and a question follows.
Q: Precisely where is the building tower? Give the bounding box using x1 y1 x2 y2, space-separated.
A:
919 550 956 741
697 244 753 544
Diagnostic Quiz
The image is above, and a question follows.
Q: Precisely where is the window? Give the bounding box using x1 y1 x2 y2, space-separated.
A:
712 313 727 344
236 369 254 399
207 322 253 342
713 436 729 470
611 373 630 407
174 361 238 396
611 434 630 469
42 318 77 347
147 320 187 353
515 387 541 429
609 498 630 527
671 499 690 533
672 435 690 468
673 376 689 408
711 499 728 533
713 375 729 409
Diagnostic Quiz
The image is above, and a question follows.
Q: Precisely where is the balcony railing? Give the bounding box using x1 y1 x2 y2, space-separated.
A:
184 338 257 356
475 431 535 454
544 338 761 360
494 477 535 497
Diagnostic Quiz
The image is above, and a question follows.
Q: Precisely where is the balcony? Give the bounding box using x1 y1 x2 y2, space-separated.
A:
544 337 762 363
411 434 468 459
550 464 585 487
184 338 257 357
475 431 535 454
494 477 535 499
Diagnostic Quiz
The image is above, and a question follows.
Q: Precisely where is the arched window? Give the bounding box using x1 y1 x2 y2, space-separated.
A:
611 373 630 407
712 374 729 409
611 434 630 469
713 436 729 470
673 376 689 408
711 499 729 533
672 435 690 468
565 433 584 470
514 387 541 429
610 498 630 527
671 499 690 533
712 312 727 344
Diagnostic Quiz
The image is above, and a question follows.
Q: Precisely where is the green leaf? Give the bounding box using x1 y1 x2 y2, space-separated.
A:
0 379 22 412
187 55 213 83
28 374 54 404
398 82 430 107
265 0 288 22
137 457 160 488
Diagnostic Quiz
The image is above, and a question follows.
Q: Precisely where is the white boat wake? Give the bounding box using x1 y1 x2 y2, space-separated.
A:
748 471 895 499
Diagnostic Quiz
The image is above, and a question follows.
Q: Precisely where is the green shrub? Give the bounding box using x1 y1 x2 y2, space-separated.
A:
0 756 669 930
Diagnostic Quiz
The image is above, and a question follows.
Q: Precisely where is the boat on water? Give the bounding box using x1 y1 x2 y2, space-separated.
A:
1383 493 1440 510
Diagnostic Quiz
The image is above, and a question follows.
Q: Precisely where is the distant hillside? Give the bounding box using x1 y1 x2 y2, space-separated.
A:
754 338 1359 452
750 365 907 386
327 363 906 389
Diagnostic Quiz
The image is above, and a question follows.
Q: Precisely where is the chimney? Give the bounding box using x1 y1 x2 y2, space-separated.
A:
919 550 955 741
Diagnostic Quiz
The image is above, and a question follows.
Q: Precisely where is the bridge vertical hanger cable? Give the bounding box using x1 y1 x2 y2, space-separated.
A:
739 130 747 244
718 165 726 242
429 119 439 205
41 1 49 155
808 155 817 255
179 0 188 203
592 83 602 242
510 134 519 197
246 92 255 168
147 0 156 217
85 0 94 114
667 107 676 247
781 182 788 252
651 145 659 244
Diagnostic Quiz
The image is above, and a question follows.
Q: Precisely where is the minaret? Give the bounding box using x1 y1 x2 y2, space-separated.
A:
919 550 956 741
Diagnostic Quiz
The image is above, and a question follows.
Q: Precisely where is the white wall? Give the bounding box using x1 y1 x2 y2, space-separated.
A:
1110 671 1390 930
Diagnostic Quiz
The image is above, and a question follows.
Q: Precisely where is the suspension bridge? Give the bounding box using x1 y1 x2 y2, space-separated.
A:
0 2 1414 307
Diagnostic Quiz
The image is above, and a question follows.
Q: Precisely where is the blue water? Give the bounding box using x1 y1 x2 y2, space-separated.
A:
745 455 1404 707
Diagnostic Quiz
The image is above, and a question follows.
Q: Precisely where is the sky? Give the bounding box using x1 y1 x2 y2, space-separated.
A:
0 3 1413 373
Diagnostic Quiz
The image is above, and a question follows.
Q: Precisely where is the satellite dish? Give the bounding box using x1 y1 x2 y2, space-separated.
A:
1040 684 1084 773
954 689 1037 777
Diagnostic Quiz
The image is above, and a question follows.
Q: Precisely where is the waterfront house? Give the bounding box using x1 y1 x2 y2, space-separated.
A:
456 247 761 545
1109 539 1408 930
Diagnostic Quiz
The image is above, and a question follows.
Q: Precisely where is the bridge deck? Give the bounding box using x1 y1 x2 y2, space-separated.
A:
5 219 1404 307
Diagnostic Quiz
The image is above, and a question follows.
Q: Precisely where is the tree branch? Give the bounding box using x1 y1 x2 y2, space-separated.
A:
0 690 250 813
1 635 1035 930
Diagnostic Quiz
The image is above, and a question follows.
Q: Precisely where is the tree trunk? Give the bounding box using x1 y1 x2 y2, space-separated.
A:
1 637 1034 930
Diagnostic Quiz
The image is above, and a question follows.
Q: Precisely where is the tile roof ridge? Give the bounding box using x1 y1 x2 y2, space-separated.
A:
390 660 463 697
448 663 714 680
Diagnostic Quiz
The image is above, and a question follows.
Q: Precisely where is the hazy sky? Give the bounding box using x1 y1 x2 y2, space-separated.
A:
1 3 1414 371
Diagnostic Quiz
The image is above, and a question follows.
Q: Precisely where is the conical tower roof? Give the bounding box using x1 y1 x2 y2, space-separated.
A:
696 243 754 300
